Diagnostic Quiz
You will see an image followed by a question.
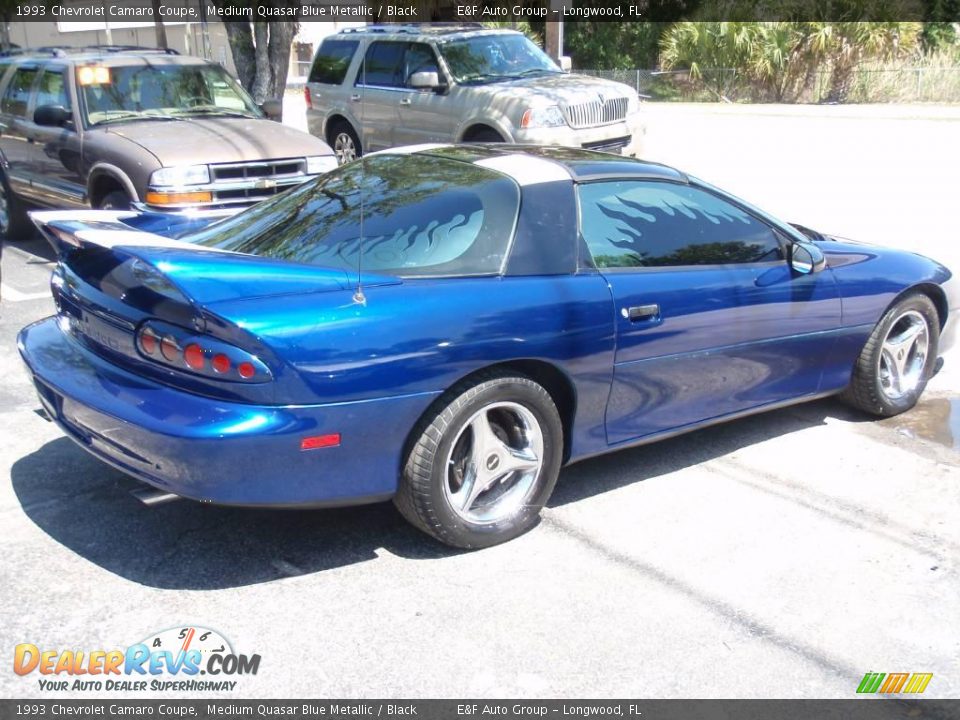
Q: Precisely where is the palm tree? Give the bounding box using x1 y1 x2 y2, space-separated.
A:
803 22 921 102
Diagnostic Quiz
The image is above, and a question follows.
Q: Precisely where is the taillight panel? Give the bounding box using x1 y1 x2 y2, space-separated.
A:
136 320 271 383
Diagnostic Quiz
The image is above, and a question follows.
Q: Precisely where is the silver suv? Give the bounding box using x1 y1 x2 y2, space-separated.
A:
305 24 645 163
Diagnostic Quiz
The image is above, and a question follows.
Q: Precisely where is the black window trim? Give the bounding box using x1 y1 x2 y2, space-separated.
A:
574 176 794 273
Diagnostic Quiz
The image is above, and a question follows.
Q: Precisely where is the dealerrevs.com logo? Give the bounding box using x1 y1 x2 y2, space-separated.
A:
14 626 261 693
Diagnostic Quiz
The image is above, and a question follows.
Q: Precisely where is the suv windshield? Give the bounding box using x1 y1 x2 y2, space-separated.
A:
79 63 261 126
187 154 520 278
439 34 561 84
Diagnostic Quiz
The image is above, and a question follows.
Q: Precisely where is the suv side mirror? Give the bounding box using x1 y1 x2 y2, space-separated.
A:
409 71 440 90
559 56 572 72
34 104 71 127
790 241 826 275
259 99 282 121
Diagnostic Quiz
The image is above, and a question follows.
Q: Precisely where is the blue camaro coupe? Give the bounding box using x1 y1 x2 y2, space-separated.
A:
18 146 958 548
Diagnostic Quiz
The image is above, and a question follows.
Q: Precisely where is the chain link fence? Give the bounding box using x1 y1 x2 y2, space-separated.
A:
578 66 960 103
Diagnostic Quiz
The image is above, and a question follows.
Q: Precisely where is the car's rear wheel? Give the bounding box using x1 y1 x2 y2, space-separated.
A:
0 167 32 241
98 191 131 210
329 121 361 165
395 371 563 548
842 293 940 417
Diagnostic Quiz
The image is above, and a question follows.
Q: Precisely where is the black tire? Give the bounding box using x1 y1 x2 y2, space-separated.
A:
465 128 505 143
841 293 940 417
328 121 361 165
98 190 131 210
0 166 33 242
395 371 563 549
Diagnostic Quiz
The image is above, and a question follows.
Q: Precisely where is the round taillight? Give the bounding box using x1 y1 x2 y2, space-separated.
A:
212 354 231 374
160 335 180 362
140 328 158 355
238 362 255 379
184 343 205 370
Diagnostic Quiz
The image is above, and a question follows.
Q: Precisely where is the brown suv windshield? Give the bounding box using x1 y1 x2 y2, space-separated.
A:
79 63 261 126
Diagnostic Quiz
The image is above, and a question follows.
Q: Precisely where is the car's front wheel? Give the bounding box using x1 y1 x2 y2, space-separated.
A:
395 372 563 548
842 293 940 417
98 191 131 210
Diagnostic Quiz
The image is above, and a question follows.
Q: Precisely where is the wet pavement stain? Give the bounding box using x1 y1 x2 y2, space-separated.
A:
882 397 960 451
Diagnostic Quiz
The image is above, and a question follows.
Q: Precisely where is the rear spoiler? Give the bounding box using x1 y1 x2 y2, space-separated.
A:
31 210 399 306
31 209 208 257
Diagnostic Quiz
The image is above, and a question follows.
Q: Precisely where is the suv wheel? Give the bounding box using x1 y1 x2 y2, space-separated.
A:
98 191 131 211
466 128 505 143
329 122 361 165
0 168 32 241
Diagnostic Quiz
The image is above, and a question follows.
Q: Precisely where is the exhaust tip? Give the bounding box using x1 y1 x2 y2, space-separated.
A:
130 487 181 507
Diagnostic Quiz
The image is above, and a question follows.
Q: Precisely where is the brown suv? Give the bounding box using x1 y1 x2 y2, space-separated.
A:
0 46 336 240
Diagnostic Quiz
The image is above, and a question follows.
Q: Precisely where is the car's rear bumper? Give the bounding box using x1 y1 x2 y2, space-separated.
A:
18 317 438 507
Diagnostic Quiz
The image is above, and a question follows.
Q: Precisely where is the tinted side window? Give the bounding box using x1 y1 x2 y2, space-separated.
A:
188 155 521 278
358 42 406 88
578 181 783 269
2 66 38 117
309 39 358 85
35 68 70 109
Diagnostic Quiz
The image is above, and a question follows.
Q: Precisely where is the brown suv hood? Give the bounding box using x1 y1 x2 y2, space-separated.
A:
106 117 333 166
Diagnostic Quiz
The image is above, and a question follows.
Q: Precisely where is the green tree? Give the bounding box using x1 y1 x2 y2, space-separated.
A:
564 23 668 70
660 20 922 102
659 22 757 98
804 22 921 101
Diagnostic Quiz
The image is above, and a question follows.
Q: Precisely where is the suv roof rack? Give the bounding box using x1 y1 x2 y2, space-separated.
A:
82 45 180 55
341 23 486 35
17 45 179 58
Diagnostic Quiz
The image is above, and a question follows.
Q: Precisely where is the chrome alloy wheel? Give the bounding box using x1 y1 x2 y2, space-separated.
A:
333 132 357 164
444 401 544 524
879 309 929 400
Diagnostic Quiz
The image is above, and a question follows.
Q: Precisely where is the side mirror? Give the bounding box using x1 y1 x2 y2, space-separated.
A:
34 104 71 127
259 99 282 121
409 70 440 90
790 241 826 275
559 56 572 72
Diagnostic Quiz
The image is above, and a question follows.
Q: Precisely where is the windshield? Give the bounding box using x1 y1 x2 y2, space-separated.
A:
186 154 521 278
439 34 561 84
79 63 261 126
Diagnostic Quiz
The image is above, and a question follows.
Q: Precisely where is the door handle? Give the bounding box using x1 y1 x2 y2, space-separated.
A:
623 304 660 322
350 94 361 102
399 97 412 105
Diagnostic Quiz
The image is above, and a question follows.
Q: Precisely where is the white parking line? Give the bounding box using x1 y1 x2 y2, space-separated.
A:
1 284 50 302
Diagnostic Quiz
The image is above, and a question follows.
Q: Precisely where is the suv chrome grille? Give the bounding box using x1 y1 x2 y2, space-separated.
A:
563 97 629 129
209 158 308 204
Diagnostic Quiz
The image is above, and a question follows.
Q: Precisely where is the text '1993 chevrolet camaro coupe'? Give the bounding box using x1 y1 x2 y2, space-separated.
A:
18 145 958 548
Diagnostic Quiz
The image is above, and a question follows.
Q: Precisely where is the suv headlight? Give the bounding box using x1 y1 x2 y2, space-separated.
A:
150 165 210 187
306 155 338 175
520 105 567 129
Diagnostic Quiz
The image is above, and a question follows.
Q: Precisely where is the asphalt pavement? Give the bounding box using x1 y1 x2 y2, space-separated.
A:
1 103 958 699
